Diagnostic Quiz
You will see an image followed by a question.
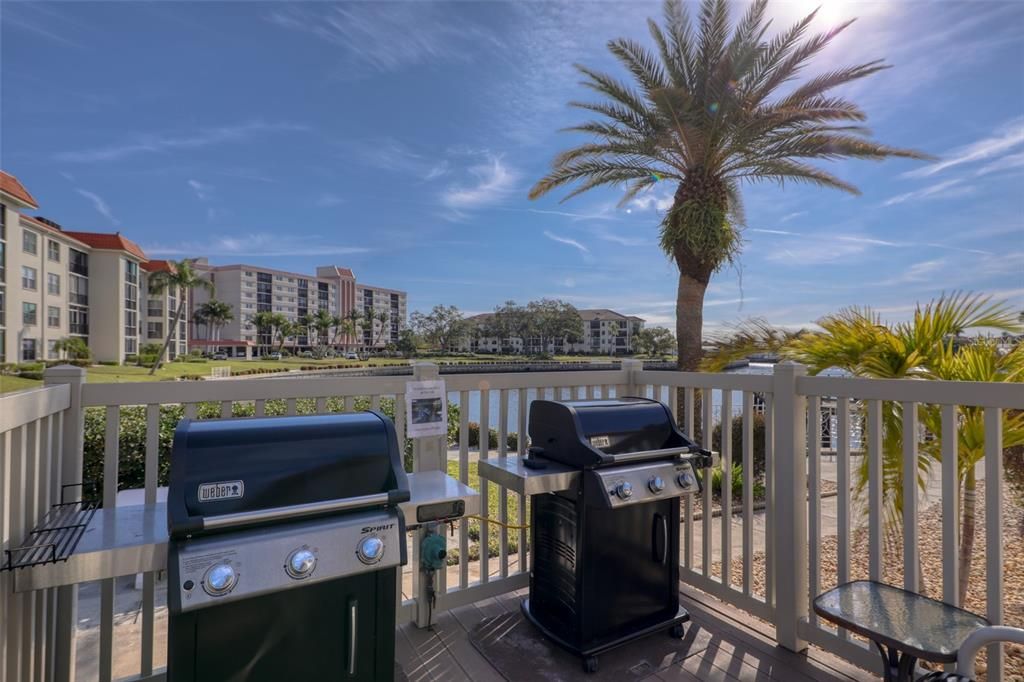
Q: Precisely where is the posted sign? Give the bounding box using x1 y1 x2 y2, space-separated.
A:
405 380 448 438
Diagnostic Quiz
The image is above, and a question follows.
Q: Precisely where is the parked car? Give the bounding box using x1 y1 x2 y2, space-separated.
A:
267 352 282 361
345 352 359 360
299 351 314 359
212 352 228 361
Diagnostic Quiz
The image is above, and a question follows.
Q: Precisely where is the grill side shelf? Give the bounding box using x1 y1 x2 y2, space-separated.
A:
2 500 98 571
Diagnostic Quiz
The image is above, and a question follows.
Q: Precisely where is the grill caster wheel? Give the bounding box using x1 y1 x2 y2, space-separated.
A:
583 656 599 674
669 623 686 639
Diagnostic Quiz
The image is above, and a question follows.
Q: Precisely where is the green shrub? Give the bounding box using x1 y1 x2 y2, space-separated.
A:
139 354 159 367
124 355 139 365
18 371 44 380
97 361 119 366
140 343 162 356
712 410 767 478
16 362 44 372
466 422 519 451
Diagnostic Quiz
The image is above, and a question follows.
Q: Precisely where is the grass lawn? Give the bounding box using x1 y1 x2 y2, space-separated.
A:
1 353 624 395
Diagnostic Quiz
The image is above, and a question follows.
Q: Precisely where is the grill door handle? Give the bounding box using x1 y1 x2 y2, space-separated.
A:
347 597 358 677
653 513 668 565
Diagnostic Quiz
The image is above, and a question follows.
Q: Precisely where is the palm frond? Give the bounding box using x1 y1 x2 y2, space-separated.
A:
700 317 805 371
751 18 858 104
779 61 891 107
660 0 697 89
608 38 668 97
734 159 861 194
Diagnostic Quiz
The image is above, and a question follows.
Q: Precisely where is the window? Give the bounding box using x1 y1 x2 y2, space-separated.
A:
23 302 37 324
22 265 37 290
69 307 88 335
147 300 163 317
125 337 137 354
147 321 163 339
47 272 60 295
23 229 38 255
47 305 60 327
21 338 37 361
47 339 58 359
69 274 88 305
69 248 88 276
47 240 60 262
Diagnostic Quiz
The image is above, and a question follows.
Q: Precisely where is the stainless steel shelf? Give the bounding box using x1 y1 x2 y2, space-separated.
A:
13 471 479 593
477 456 579 496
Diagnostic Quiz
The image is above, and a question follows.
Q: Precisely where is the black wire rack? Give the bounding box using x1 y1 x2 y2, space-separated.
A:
2 484 97 571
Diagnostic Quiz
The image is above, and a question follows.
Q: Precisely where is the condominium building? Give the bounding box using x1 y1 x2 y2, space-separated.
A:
461 308 645 354
1 171 186 365
191 261 407 355
1 169 405 363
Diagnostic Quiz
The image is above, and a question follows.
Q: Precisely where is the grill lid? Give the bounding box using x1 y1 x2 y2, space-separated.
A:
168 412 409 538
528 397 704 469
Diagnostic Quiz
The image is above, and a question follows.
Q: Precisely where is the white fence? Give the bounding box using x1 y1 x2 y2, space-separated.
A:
0 360 1020 681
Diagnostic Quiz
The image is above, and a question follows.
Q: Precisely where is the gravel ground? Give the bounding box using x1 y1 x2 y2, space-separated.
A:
690 478 838 519
711 479 1022 681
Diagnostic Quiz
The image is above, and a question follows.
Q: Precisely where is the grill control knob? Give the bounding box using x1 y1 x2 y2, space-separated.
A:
203 563 237 596
615 482 633 499
677 472 695 488
357 536 385 565
286 548 317 579
648 476 665 494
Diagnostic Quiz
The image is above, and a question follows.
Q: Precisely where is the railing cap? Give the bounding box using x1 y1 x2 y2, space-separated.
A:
43 365 87 382
773 360 807 376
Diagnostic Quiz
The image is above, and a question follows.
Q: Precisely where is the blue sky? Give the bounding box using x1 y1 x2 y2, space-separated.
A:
3 0 1023 331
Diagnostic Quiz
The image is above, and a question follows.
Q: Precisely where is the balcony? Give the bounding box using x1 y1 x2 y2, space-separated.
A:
0 361 1019 681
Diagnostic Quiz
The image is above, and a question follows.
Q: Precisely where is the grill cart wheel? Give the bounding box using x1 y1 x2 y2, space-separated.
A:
583 656 599 674
669 623 686 639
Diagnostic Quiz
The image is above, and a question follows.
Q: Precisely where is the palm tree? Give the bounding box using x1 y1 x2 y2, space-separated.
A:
194 300 234 353
308 309 336 357
372 309 391 349
709 294 1023 601
343 309 364 351
250 311 287 356
148 260 212 374
528 0 929 371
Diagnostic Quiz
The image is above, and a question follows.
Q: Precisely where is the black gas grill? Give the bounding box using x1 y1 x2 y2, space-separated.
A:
523 398 711 673
166 412 409 682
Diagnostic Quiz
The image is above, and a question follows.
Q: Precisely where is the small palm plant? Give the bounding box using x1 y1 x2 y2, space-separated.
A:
776 293 1022 602
148 260 213 374
529 0 929 370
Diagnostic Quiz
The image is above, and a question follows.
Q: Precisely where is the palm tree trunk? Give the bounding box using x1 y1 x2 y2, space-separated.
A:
675 271 708 372
151 300 186 375
958 467 977 604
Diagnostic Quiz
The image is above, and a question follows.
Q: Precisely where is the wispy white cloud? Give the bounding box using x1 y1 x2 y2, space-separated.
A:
883 179 974 206
628 190 674 213
55 121 308 163
904 116 1024 178
266 4 502 74
145 233 371 258
187 179 213 201
75 188 118 225
750 228 800 236
423 161 450 181
779 211 807 223
441 155 519 210
315 193 345 207
543 230 589 253
975 151 1024 177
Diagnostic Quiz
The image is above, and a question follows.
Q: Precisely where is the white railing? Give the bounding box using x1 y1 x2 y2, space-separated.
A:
1 375 73 682
0 360 1019 681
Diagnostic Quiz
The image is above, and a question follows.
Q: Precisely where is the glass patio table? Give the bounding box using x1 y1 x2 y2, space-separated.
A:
813 581 989 682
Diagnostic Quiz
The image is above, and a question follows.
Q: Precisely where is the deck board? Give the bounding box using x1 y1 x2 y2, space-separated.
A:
397 586 874 682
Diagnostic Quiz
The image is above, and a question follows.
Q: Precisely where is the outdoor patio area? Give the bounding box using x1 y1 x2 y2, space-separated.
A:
395 586 869 682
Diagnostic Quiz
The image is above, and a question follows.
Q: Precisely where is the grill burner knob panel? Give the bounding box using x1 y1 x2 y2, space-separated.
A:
286 548 317 579
614 482 633 499
357 536 385 564
648 476 665 494
677 472 695 489
203 563 237 596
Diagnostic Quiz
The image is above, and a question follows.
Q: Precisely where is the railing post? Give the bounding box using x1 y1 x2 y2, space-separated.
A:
410 362 444 627
771 361 809 653
620 357 642 396
44 365 86 682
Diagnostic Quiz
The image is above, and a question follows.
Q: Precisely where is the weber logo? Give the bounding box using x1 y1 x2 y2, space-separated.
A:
361 523 395 534
198 481 244 502
589 435 611 449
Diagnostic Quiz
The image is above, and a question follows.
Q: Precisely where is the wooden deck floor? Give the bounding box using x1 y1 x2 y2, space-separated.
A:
396 586 874 681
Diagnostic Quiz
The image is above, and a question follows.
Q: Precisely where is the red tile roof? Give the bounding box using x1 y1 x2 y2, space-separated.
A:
0 171 39 209
19 215 90 247
142 259 174 273
62 231 147 260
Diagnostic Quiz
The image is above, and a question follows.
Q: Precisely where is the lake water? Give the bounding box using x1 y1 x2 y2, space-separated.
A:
448 363 778 436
